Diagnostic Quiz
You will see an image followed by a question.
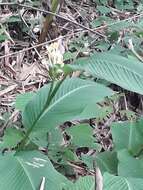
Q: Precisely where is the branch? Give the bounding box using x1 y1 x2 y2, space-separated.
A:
0 31 83 60
0 2 106 38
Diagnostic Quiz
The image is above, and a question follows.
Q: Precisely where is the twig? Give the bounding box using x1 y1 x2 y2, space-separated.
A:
0 110 19 136
93 160 103 190
93 160 96 190
94 13 143 31
20 10 42 59
0 31 84 60
1 2 143 32
95 164 103 190
128 39 143 62
124 94 128 110
0 23 15 44
1 3 142 60
0 84 17 97
39 177 45 190
20 9 37 41
0 2 106 38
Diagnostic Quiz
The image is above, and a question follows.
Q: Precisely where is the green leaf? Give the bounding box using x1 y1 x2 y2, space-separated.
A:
0 34 8 42
118 149 143 178
97 6 111 14
23 78 113 138
108 20 135 32
81 155 95 170
15 92 35 112
66 124 97 148
76 103 113 120
91 16 113 28
0 151 70 190
69 176 95 190
70 53 143 95
63 51 77 61
104 173 143 190
111 120 143 155
62 148 78 162
0 127 24 149
96 151 118 175
31 126 63 148
6 16 21 23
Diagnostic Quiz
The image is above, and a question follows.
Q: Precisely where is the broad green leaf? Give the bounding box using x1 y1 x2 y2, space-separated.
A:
69 176 95 190
6 16 21 23
0 127 24 149
104 173 143 190
108 20 135 32
0 34 8 42
31 127 63 147
96 151 118 175
66 124 98 148
63 51 77 61
91 16 113 28
23 78 113 138
0 151 70 190
70 53 143 95
112 120 143 155
62 148 78 162
97 6 111 14
15 92 35 112
118 149 143 178
81 155 95 170
76 103 113 120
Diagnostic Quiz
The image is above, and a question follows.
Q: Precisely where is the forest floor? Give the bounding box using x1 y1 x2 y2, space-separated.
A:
0 0 143 181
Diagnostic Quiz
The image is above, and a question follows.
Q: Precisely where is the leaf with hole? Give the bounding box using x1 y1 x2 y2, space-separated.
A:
66 124 98 149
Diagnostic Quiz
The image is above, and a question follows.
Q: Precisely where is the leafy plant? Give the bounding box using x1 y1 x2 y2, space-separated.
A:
69 52 143 95
2 0 143 189
0 77 113 189
66 49 143 188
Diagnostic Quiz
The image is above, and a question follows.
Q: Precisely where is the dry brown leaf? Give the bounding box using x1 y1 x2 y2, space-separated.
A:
0 84 17 97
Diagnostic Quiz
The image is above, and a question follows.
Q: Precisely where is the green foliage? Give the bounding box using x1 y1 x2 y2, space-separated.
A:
69 176 95 190
112 120 143 155
2 0 143 189
15 92 35 112
22 78 113 139
0 151 70 190
66 124 100 149
0 127 24 149
96 151 118 175
0 77 113 189
94 118 143 189
70 52 143 95
0 28 8 42
118 149 143 178
103 173 143 190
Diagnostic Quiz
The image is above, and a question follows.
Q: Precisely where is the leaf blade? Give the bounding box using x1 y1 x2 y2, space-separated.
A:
70 53 143 94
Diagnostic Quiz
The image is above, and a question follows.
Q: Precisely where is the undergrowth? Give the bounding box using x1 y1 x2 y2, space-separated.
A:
1 0 143 189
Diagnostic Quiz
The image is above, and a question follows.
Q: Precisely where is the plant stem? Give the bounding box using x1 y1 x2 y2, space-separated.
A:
16 77 66 152
38 0 60 51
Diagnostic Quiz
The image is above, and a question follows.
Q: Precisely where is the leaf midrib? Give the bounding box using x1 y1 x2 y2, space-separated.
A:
36 83 97 127
17 157 35 190
89 57 143 80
